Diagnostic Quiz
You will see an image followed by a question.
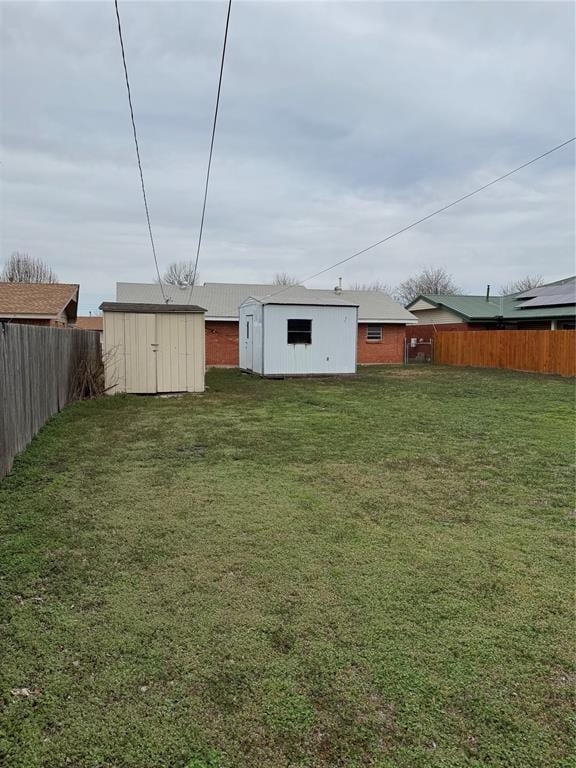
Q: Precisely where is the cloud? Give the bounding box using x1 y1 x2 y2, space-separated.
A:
1 0 574 311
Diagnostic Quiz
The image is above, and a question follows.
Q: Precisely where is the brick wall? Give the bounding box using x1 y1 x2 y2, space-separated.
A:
206 320 408 367
205 320 239 366
357 323 405 364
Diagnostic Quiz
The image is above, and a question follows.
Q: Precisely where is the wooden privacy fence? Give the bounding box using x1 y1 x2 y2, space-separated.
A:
434 329 576 377
0 323 102 479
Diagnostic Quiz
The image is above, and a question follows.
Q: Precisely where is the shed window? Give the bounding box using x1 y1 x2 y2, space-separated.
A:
366 324 383 341
287 319 312 344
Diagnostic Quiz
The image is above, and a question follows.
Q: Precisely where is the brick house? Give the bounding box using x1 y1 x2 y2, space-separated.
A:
116 282 417 366
0 282 79 326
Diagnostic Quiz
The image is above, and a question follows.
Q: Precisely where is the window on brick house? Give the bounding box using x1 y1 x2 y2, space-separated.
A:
366 325 383 341
287 319 312 344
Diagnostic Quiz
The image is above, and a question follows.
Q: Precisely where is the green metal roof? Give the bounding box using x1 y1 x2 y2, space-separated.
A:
407 294 576 321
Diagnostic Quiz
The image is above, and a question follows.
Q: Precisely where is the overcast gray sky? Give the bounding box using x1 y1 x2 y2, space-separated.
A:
1 1 574 313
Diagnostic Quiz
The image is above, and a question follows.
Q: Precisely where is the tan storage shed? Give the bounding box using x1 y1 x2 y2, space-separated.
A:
100 302 206 394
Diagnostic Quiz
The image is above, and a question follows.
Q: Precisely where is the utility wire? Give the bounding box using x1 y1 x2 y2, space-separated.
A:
265 136 576 299
114 0 167 303
185 0 233 304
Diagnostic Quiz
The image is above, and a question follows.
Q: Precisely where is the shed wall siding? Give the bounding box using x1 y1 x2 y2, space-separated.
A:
262 304 357 375
239 301 264 373
103 311 127 394
125 313 156 393
102 311 204 394
186 313 205 392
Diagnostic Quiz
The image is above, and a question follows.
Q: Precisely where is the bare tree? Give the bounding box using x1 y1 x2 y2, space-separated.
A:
272 272 300 286
396 267 461 305
156 261 199 287
348 280 395 294
1 252 58 283
499 274 544 296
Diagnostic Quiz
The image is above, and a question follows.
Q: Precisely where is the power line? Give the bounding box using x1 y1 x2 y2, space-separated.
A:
114 0 167 303
185 0 233 304
266 136 576 298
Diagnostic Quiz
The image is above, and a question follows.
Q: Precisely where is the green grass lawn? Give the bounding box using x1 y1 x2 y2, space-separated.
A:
1 366 574 768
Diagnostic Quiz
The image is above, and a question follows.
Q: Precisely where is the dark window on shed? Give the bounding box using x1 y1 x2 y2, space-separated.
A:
287 319 312 344
366 324 383 341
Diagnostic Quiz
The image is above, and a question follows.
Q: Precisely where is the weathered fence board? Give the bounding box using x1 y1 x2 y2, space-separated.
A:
0 323 102 479
434 329 576 377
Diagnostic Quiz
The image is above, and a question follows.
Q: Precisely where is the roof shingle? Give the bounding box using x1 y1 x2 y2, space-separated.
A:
0 283 79 316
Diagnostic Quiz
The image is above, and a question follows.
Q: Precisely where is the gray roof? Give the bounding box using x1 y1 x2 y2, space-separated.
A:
309 289 417 322
243 291 358 307
116 282 276 319
116 282 416 323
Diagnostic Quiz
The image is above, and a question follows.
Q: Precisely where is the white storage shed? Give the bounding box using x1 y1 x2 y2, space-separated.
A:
239 295 358 377
100 302 206 394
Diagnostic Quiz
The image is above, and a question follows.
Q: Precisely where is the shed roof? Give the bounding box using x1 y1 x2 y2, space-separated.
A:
0 282 79 317
100 302 206 314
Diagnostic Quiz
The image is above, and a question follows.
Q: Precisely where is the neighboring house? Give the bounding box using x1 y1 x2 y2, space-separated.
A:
116 282 417 366
406 276 576 343
0 282 79 327
74 316 103 333
239 294 358 377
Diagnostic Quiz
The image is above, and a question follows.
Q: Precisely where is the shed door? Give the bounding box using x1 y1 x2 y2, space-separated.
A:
156 314 189 393
245 315 254 370
124 313 157 393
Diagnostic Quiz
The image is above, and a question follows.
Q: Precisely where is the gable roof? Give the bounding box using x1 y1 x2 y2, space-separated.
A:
406 278 576 321
0 282 79 318
116 282 416 323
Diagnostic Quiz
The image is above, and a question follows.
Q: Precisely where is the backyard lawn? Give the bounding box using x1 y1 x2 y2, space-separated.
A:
0 366 574 768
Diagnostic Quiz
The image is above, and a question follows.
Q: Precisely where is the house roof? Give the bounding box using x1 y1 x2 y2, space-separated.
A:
310 289 417 323
74 316 103 331
0 282 79 318
100 302 206 314
406 278 576 321
116 282 277 319
116 282 416 323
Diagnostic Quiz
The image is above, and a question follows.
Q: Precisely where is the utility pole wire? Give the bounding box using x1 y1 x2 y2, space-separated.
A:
266 136 576 299
185 0 233 304
114 0 167 303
